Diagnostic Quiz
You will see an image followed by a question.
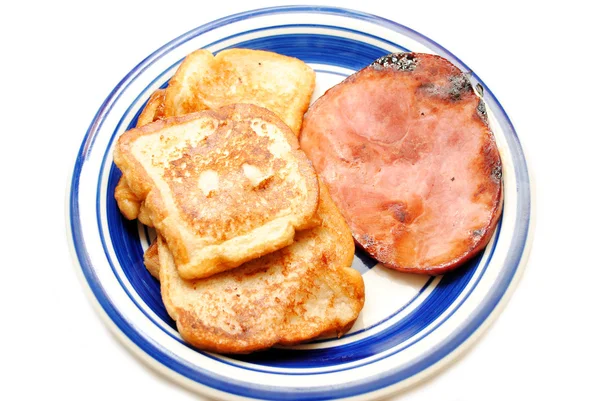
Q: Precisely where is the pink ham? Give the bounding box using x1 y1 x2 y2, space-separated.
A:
299 53 503 274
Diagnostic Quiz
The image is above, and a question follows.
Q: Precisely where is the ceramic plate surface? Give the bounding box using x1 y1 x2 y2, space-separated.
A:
68 6 532 400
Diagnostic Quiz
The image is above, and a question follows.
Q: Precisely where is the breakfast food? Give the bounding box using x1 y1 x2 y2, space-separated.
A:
158 182 364 353
114 174 143 221
299 52 503 275
137 88 166 127
115 49 316 222
114 103 319 280
164 48 315 136
111 46 505 355
143 240 160 279
115 88 166 221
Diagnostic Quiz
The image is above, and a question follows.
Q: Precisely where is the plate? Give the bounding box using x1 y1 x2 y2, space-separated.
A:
68 6 532 400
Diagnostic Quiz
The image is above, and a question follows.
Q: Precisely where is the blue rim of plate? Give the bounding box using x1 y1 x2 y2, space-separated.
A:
68 5 532 400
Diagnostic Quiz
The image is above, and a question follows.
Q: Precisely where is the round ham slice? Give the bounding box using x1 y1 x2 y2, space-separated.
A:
299 53 503 275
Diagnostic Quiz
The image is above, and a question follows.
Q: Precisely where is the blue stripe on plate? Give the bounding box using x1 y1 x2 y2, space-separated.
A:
224 34 400 70
70 5 531 400
202 23 409 55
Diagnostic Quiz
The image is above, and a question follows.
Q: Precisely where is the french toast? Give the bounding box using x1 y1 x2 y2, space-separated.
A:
114 104 319 280
158 182 365 353
115 88 166 221
115 49 315 221
114 175 143 221
137 88 166 127
163 48 315 136
143 240 160 280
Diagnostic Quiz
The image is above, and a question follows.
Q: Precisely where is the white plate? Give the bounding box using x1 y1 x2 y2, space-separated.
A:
67 6 533 400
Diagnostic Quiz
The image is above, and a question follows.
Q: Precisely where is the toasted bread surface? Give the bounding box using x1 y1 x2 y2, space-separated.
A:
158 182 364 353
164 49 315 135
114 104 319 279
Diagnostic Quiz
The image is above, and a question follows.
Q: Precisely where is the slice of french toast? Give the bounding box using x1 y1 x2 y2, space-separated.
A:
115 88 166 222
158 181 364 353
114 104 319 280
164 48 315 136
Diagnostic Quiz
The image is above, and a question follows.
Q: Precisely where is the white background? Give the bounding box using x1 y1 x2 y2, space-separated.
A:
2 0 598 400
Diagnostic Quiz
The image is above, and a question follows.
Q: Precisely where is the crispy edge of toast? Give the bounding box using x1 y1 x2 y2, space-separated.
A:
143 240 160 279
114 176 141 220
137 88 166 127
115 104 319 280
115 88 166 220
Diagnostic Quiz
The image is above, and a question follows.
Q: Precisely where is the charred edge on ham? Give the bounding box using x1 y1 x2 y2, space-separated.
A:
477 99 488 123
371 53 418 71
418 74 474 102
360 234 375 248
472 228 484 238
448 74 473 101
492 164 502 182
475 83 484 97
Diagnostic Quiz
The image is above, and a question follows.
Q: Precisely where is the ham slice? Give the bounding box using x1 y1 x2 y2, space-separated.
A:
299 53 503 274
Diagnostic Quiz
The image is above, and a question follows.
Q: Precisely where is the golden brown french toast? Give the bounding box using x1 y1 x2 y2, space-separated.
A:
158 182 364 353
114 104 319 280
163 48 315 136
115 49 315 222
